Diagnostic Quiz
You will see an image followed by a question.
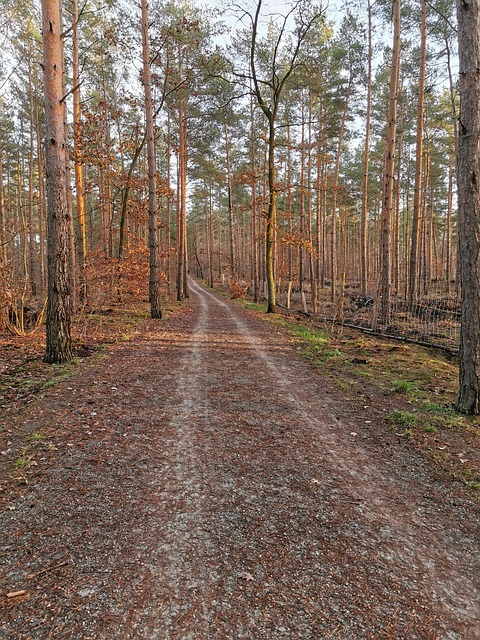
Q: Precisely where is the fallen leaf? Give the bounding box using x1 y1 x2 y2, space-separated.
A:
238 572 254 582
7 590 26 598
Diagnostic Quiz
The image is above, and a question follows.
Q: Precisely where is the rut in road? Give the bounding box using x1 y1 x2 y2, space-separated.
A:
0 279 479 640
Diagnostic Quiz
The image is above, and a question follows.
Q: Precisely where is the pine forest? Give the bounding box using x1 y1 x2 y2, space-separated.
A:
0 1 460 331
1 3 480 636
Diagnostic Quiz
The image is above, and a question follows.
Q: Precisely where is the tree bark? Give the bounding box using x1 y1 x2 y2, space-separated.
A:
456 0 480 413
41 0 73 363
0 140 6 266
380 0 400 325
408 0 427 306
72 0 87 303
224 121 236 278
265 117 277 313
250 94 259 302
141 0 162 318
28 46 37 297
360 0 372 299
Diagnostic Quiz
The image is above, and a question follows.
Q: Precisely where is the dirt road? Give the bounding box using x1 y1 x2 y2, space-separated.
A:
1 279 479 639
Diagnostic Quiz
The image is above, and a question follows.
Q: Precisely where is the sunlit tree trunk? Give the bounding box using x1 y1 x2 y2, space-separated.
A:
224 121 236 278
166 110 172 296
330 90 349 304
299 91 306 293
72 0 87 302
0 140 6 267
41 0 73 363
27 46 37 297
393 110 403 293
208 182 214 287
307 88 317 313
250 95 259 302
34 73 47 292
456 0 480 413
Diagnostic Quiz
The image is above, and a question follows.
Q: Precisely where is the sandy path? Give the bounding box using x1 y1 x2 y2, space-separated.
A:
1 280 479 639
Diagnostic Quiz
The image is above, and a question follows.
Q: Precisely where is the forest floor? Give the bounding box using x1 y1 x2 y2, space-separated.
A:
0 279 479 639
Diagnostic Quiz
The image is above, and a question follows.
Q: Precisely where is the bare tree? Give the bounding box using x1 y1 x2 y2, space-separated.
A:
456 0 480 414
248 0 323 313
41 0 73 363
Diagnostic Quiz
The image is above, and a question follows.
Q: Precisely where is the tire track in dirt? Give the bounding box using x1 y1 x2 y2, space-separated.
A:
136 285 214 639
185 279 479 639
0 280 479 639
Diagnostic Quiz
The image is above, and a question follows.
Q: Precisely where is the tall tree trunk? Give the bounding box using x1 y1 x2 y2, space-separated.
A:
181 97 189 299
393 117 403 292
249 0 319 312
360 0 372 298
445 34 459 293
0 139 7 331
456 0 480 412
250 98 259 302
141 0 162 318
166 110 172 296
307 88 317 313
41 0 73 363
176 94 189 300
330 85 350 304
61 12 76 312
445 150 453 291
224 121 236 278
35 74 47 292
72 0 87 302
176 142 183 299
208 182 214 287
380 0 401 324
28 47 37 297
265 117 277 312
299 91 306 293
408 0 427 306
0 140 6 266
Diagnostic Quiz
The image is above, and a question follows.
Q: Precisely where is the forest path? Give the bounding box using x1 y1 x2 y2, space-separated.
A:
1 279 479 639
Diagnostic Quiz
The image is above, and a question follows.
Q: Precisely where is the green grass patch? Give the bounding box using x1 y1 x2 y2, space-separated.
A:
14 455 31 469
391 379 419 396
43 362 78 388
353 368 373 378
240 300 267 313
424 402 450 413
389 410 419 427
422 424 437 433
28 431 46 443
